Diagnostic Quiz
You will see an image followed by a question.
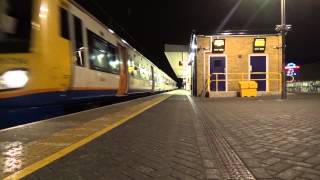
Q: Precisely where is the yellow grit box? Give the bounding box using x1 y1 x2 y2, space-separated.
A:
190 31 283 97
239 81 258 97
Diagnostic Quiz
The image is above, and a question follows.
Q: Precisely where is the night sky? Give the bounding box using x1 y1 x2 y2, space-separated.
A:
75 0 320 81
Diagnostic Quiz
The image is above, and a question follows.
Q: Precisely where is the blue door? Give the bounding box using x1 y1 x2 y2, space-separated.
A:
210 57 226 91
250 56 267 91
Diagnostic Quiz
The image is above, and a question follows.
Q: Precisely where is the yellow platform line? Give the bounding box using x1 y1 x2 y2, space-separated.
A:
4 94 171 180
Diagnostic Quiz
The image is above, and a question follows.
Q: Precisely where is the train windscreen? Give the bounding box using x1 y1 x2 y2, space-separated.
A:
0 0 32 53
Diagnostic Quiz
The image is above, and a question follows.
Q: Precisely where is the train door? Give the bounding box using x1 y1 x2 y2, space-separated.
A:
117 45 128 95
70 14 87 88
249 55 267 91
209 56 226 91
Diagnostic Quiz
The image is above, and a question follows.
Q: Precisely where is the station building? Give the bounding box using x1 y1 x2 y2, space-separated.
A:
190 31 283 97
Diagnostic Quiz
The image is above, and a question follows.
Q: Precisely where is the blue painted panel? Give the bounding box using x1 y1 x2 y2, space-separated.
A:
210 56 226 91
0 105 65 129
0 90 119 129
250 56 267 91
0 90 118 108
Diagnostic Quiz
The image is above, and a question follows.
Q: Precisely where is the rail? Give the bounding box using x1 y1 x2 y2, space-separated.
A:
207 72 282 92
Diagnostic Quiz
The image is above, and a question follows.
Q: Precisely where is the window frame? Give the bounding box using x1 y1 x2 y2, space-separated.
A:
87 29 120 75
0 0 33 53
73 15 85 67
59 7 70 40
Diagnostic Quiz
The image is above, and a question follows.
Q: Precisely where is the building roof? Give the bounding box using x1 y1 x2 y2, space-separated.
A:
195 29 280 36
164 44 189 78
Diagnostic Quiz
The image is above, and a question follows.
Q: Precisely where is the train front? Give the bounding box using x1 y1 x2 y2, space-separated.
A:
0 0 72 108
0 0 74 128
0 0 33 97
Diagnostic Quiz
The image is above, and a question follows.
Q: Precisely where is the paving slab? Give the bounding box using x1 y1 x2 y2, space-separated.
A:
24 95 211 180
0 93 171 179
4 92 320 180
196 95 320 179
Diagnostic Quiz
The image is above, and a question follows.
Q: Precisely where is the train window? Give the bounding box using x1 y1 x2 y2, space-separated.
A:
140 65 147 80
149 67 152 80
132 57 141 79
0 0 32 53
74 16 83 51
60 8 70 40
128 57 135 76
136 65 141 79
87 30 120 74
73 15 84 66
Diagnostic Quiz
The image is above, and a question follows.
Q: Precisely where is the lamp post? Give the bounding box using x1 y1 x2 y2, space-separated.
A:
276 0 291 99
275 0 292 99
281 0 287 99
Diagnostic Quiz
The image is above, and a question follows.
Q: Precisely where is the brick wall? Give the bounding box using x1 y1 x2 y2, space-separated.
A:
195 35 282 96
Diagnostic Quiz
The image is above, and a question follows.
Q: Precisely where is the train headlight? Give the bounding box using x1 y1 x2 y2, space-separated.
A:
0 70 29 90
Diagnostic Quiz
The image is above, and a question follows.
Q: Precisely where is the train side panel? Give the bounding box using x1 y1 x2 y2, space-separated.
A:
68 2 121 97
127 50 153 94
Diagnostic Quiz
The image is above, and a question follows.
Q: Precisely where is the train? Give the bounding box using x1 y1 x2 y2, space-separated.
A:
0 0 176 111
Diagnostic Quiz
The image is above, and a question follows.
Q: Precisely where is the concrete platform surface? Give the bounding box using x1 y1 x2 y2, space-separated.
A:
2 91 320 180
1 93 171 179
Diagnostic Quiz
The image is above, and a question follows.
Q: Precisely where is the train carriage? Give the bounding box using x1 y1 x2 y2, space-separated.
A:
0 0 176 110
127 50 154 94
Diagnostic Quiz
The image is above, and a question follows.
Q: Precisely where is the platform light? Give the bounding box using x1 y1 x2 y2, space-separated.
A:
0 70 29 90
191 44 197 50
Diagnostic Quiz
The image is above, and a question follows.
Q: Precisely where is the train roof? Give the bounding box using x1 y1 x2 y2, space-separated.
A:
68 0 175 82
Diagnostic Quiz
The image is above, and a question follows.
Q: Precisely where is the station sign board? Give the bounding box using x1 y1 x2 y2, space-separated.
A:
213 39 225 53
253 38 266 53
285 63 300 76
285 62 300 82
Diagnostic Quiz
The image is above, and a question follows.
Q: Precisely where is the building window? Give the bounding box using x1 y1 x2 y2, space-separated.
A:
214 60 222 67
87 30 120 74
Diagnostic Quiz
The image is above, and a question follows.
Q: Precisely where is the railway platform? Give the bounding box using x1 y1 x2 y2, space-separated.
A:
1 91 320 180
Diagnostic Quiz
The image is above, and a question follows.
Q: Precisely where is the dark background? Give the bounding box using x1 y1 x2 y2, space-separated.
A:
75 0 320 81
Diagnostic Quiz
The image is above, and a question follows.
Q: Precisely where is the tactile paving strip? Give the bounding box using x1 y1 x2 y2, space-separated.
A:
188 96 256 179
